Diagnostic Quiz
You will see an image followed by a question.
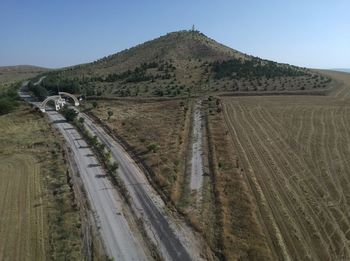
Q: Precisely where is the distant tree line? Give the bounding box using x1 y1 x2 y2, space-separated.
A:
212 58 308 79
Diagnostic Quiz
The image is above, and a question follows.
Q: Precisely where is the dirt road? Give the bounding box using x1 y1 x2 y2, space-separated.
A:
189 100 204 194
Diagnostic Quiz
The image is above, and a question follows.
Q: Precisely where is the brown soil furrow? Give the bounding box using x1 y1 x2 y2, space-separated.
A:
327 107 350 208
316 108 350 255
317 109 340 200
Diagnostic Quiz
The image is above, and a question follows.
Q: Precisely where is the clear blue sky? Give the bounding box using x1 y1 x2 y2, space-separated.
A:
0 0 349 69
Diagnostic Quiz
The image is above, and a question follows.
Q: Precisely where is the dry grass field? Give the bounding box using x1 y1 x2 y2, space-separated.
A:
218 71 350 260
0 154 47 260
90 99 191 202
0 106 82 260
0 65 47 89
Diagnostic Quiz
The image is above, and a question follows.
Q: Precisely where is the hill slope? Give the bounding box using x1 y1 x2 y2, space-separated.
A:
39 30 332 97
333 68 350 73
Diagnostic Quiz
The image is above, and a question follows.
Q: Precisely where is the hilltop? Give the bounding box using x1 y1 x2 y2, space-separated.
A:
37 30 333 97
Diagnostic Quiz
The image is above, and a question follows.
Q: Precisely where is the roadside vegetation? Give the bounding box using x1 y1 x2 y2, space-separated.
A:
60 107 130 204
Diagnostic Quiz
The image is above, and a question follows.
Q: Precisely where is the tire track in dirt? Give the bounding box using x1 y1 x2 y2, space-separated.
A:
243 106 329 260
223 103 290 260
227 102 293 258
254 104 350 258
323 108 350 256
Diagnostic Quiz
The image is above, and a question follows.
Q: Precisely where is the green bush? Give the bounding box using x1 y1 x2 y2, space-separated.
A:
0 83 20 115
0 97 17 115
61 107 78 122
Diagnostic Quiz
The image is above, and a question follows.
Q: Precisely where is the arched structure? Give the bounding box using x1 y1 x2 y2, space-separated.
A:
59 92 79 106
39 95 65 112
39 92 80 112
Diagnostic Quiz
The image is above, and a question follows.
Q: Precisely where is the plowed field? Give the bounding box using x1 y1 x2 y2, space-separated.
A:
222 71 350 260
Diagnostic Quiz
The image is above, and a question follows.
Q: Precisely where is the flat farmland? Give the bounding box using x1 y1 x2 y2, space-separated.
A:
221 71 350 260
0 154 46 260
0 106 82 260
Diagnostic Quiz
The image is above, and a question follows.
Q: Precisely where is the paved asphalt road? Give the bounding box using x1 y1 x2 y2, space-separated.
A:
81 114 201 261
19 86 148 261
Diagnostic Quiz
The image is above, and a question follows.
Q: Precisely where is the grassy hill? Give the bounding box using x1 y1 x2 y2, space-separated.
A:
36 30 332 97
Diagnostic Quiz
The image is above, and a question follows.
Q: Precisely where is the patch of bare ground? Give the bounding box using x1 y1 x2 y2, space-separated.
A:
220 71 350 260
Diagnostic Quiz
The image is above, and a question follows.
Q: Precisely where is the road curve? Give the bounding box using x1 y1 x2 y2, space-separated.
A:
81 113 205 261
19 85 148 261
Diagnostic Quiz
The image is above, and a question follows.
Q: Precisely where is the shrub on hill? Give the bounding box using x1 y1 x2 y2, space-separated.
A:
0 83 20 115
27 81 48 101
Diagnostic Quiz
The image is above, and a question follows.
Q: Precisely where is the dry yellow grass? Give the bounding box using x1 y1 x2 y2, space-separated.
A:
0 106 82 260
220 71 350 260
90 99 190 202
0 154 47 260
